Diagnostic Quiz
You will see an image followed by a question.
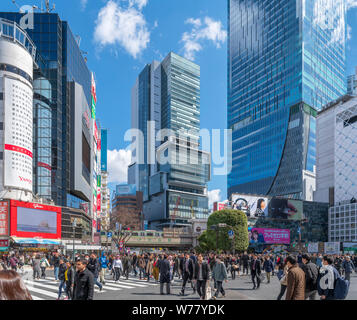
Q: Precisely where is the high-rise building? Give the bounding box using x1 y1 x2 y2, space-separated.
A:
347 67 357 95
129 52 210 230
0 19 36 202
100 129 110 230
0 12 97 214
227 0 346 200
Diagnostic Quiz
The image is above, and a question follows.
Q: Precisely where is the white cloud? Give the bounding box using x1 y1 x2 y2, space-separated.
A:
313 0 357 47
108 149 132 184
208 189 221 208
129 0 148 10
181 17 227 61
80 0 88 11
94 0 150 59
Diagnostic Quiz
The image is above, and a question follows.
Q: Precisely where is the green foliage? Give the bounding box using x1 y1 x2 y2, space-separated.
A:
199 209 249 252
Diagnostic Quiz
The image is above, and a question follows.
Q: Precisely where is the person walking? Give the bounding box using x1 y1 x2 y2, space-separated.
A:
158 254 171 295
179 253 195 296
285 255 305 300
138 255 146 280
211 256 228 300
122 253 130 280
87 253 103 292
277 265 289 300
64 261 75 300
300 254 319 300
39 255 50 279
318 256 339 300
32 254 41 281
112 255 123 282
9 254 19 272
99 253 108 284
57 258 67 300
146 255 154 282
242 252 249 275
73 259 94 300
342 256 355 282
263 256 274 283
194 254 210 300
52 252 60 281
250 254 261 290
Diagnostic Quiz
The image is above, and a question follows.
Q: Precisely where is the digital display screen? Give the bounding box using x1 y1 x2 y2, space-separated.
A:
17 207 57 234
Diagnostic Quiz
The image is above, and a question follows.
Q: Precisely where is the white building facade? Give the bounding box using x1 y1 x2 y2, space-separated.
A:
0 19 36 202
315 95 357 242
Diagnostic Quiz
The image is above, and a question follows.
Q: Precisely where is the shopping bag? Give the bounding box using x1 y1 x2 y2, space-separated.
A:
206 286 212 300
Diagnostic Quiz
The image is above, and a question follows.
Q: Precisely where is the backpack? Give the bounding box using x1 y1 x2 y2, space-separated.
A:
334 275 350 300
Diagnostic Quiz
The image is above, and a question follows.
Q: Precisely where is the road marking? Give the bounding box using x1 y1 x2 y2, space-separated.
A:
105 279 149 287
31 295 44 300
23 284 58 299
102 282 135 289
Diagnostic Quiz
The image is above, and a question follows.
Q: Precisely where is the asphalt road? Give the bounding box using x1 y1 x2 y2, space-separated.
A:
20 267 357 300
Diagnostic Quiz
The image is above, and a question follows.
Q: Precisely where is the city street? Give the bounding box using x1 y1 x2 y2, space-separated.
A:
19 267 357 300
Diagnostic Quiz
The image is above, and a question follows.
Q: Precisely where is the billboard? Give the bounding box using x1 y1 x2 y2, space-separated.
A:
324 242 340 254
0 201 9 236
116 184 137 196
10 200 61 240
4 77 33 192
231 194 269 217
268 198 304 220
343 243 357 253
101 129 108 172
248 227 290 244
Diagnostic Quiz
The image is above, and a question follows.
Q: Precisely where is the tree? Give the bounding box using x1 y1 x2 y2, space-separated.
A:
200 209 249 252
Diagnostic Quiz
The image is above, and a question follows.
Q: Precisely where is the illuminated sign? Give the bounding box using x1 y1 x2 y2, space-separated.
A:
0 201 9 236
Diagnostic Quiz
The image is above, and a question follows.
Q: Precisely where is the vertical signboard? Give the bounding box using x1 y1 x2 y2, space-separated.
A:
101 129 108 172
0 201 9 236
4 78 33 191
91 73 96 120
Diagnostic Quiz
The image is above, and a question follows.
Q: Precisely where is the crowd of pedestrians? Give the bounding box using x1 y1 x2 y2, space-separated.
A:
0 250 356 300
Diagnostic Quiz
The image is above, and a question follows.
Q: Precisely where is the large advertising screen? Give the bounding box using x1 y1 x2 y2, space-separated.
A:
116 184 137 196
4 77 33 192
231 194 269 217
324 242 340 254
10 200 61 239
268 198 304 220
343 243 357 253
248 227 290 244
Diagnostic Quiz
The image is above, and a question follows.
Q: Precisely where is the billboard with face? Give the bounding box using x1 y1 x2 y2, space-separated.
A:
268 198 304 220
248 227 290 244
231 194 269 217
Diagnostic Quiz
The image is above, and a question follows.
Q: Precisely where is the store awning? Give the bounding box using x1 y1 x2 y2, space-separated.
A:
11 237 61 245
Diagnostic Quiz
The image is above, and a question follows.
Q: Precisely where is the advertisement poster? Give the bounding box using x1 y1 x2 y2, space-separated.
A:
17 207 57 234
268 198 304 220
231 194 269 217
213 202 227 212
0 201 9 236
324 242 341 254
343 243 357 253
248 227 290 244
308 242 319 253
4 77 33 192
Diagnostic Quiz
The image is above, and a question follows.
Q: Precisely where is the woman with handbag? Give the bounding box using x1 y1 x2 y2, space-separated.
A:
39 254 50 279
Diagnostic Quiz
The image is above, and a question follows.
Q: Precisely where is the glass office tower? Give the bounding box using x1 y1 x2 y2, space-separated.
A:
130 52 210 230
228 0 346 199
0 12 92 206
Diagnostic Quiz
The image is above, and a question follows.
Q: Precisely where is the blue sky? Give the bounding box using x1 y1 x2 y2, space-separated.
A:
1 0 357 206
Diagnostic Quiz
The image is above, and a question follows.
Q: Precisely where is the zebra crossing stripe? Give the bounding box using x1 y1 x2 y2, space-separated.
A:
102 282 135 289
23 284 58 299
31 295 44 300
105 279 148 287
23 279 60 293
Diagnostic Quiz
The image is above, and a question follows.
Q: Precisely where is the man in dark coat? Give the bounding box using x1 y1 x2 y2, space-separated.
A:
194 254 210 300
87 253 103 291
242 252 249 275
158 254 171 295
250 254 261 289
300 254 319 300
122 253 130 279
179 253 195 296
73 259 94 300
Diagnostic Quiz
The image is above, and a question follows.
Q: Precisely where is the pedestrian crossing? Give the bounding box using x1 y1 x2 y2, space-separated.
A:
22 274 159 300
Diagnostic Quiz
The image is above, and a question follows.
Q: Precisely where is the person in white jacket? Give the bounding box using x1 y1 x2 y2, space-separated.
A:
112 256 123 282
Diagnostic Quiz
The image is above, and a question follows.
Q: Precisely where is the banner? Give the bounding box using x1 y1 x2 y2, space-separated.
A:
248 227 290 244
308 242 319 253
0 201 9 236
324 242 340 254
4 77 33 192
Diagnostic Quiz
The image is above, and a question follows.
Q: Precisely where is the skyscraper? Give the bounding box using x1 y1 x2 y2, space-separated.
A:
347 67 357 95
228 0 346 199
129 52 210 230
0 12 99 217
